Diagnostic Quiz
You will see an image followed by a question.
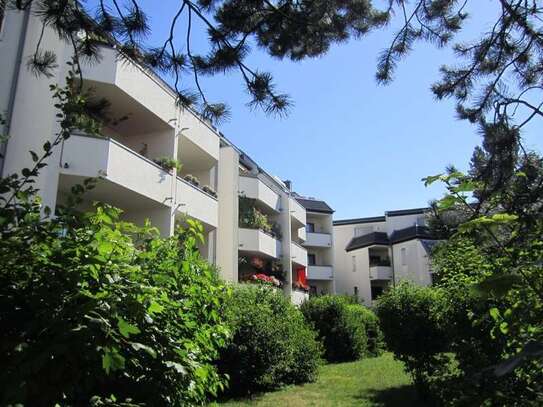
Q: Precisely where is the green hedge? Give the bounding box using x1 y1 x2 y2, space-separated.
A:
217 285 321 396
0 205 230 406
300 295 384 362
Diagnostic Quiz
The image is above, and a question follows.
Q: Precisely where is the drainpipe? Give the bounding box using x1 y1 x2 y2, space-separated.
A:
0 7 31 177
390 243 396 288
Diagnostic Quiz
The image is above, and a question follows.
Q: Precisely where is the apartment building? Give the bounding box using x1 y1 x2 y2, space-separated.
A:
295 197 335 296
0 7 333 304
333 208 438 305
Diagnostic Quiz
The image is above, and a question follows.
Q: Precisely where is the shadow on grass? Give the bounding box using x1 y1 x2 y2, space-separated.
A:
360 384 434 407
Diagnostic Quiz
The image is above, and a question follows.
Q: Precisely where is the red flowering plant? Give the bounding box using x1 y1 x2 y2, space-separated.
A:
251 273 282 287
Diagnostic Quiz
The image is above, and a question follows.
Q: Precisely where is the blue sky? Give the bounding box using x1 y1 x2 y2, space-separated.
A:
95 0 543 219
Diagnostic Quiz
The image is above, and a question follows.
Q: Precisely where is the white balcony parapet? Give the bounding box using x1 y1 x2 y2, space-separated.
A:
370 266 393 280
81 46 177 126
307 265 334 280
239 228 281 259
304 232 332 248
239 175 280 212
291 289 309 306
179 108 220 162
298 227 307 242
291 242 307 267
290 198 306 227
61 134 172 205
176 177 218 228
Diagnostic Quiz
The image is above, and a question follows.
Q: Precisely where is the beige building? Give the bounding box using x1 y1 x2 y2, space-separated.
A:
0 7 335 304
295 197 335 296
333 208 438 305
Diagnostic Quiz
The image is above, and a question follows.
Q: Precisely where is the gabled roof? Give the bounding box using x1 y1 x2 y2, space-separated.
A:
345 232 389 252
296 197 334 214
390 225 436 244
333 216 386 226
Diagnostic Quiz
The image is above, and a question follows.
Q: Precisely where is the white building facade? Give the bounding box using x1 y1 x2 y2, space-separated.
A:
333 208 438 305
0 7 335 304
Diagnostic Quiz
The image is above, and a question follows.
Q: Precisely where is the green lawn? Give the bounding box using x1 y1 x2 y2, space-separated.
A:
213 353 428 407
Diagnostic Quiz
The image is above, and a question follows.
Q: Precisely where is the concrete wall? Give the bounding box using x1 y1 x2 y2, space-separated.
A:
216 145 239 282
392 239 432 286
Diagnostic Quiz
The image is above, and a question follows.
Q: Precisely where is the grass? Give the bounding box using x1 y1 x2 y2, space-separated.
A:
213 353 428 407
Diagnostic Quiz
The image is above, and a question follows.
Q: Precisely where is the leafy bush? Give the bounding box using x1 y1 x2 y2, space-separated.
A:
0 197 230 405
375 282 450 392
300 295 369 362
217 284 321 396
347 305 385 357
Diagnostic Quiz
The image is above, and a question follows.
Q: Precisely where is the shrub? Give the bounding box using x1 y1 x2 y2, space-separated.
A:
375 282 449 392
217 284 321 396
300 295 368 362
347 305 385 357
0 201 230 406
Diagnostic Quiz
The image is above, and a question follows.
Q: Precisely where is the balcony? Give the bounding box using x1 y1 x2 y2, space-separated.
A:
305 232 332 248
290 198 306 228
291 242 307 267
307 265 334 280
369 266 393 280
81 46 177 132
60 134 172 205
176 177 218 229
239 175 280 212
239 228 281 259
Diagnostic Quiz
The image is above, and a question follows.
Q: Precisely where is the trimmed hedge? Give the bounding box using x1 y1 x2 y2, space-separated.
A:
217 285 321 396
300 295 384 362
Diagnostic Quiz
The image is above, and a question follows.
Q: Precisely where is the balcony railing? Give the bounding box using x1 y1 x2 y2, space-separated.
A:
307 265 334 280
305 232 332 248
291 241 307 267
369 266 393 280
290 198 306 227
239 228 282 259
239 175 281 212
61 134 172 205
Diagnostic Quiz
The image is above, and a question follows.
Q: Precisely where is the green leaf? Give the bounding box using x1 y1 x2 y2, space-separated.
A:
489 307 501 321
147 301 164 315
102 347 125 374
165 361 187 374
117 317 140 338
472 274 523 298
131 342 157 358
422 174 443 187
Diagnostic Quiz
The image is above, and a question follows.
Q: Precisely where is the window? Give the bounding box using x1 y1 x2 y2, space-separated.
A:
306 222 315 233
308 253 316 266
354 286 359 298
400 247 407 266
351 255 357 272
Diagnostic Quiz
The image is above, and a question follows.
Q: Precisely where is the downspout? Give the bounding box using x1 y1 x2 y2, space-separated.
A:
390 243 396 288
0 7 31 177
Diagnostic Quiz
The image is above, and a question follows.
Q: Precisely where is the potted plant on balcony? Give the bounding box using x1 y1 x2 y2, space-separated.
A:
184 174 200 187
202 185 217 198
153 157 182 173
270 222 282 240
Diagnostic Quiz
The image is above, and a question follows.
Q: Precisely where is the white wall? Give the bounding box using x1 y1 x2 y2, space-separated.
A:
392 240 432 286
216 146 239 282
